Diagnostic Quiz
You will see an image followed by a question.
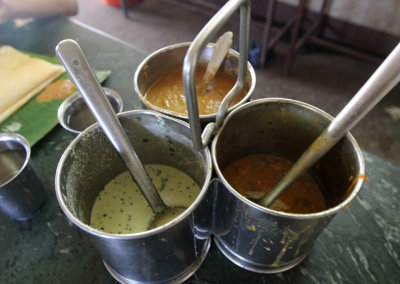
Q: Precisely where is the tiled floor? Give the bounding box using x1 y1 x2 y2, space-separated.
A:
72 0 400 165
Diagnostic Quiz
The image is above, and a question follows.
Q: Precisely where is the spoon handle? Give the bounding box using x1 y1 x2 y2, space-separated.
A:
260 43 400 207
197 31 233 95
56 39 165 213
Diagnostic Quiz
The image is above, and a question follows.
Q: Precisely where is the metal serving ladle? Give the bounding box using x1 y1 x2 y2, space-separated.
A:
258 42 400 207
56 39 183 229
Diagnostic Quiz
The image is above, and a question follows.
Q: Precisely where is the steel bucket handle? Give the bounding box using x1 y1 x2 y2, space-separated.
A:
183 0 251 151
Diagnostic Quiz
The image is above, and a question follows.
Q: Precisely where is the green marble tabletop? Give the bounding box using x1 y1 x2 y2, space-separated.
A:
0 17 399 284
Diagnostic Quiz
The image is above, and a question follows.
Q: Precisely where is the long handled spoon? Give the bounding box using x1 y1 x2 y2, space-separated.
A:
56 39 182 229
258 43 400 208
197 31 233 95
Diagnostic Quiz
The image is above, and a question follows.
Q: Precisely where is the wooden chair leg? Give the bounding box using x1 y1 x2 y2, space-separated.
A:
260 0 277 68
120 0 128 18
284 0 307 76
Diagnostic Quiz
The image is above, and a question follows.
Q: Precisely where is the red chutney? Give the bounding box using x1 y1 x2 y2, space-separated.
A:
222 154 325 214
144 65 246 116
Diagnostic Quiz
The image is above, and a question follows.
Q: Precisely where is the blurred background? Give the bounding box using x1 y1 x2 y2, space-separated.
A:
72 0 400 165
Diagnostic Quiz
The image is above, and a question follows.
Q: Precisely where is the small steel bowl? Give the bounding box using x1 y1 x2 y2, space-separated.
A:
58 87 123 135
0 133 47 220
134 42 256 123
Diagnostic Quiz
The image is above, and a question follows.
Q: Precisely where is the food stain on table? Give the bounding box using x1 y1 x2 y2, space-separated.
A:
90 164 200 234
144 64 246 115
222 154 325 214
36 78 76 102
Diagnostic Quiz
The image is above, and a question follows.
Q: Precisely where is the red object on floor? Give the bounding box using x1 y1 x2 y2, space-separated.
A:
102 0 138 7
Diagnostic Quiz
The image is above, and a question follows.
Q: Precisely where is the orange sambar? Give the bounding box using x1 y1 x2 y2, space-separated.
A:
145 65 246 116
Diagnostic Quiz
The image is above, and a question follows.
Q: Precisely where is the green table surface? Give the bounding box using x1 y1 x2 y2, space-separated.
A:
0 17 399 284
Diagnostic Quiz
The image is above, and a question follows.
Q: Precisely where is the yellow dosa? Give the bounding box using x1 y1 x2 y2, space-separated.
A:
0 46 65 123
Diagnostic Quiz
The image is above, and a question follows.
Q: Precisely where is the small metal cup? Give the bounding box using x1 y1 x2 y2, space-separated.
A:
211 98 365 273
57 87 123 135
0 133 47 220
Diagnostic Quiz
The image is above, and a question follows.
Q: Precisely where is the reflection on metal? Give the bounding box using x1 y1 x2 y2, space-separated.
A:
211 98 364 273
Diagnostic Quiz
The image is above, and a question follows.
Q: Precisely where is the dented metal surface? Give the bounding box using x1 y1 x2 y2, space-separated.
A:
210 98 365 273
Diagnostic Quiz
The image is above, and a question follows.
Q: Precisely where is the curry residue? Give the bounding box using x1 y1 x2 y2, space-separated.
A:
36 79 76 102
144 65 246 115
222 154 325 214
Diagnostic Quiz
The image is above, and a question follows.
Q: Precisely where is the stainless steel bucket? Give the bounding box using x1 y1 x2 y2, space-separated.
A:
55 110 212 283
134 42 255 124
210 98 365 273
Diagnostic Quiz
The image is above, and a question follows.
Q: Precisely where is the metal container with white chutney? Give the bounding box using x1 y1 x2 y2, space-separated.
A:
55 110 212 283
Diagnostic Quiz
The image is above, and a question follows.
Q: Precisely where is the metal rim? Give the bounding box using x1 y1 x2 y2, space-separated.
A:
0 133 30 187
133 42 256 121
55 109 212 239
211 98 365 220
